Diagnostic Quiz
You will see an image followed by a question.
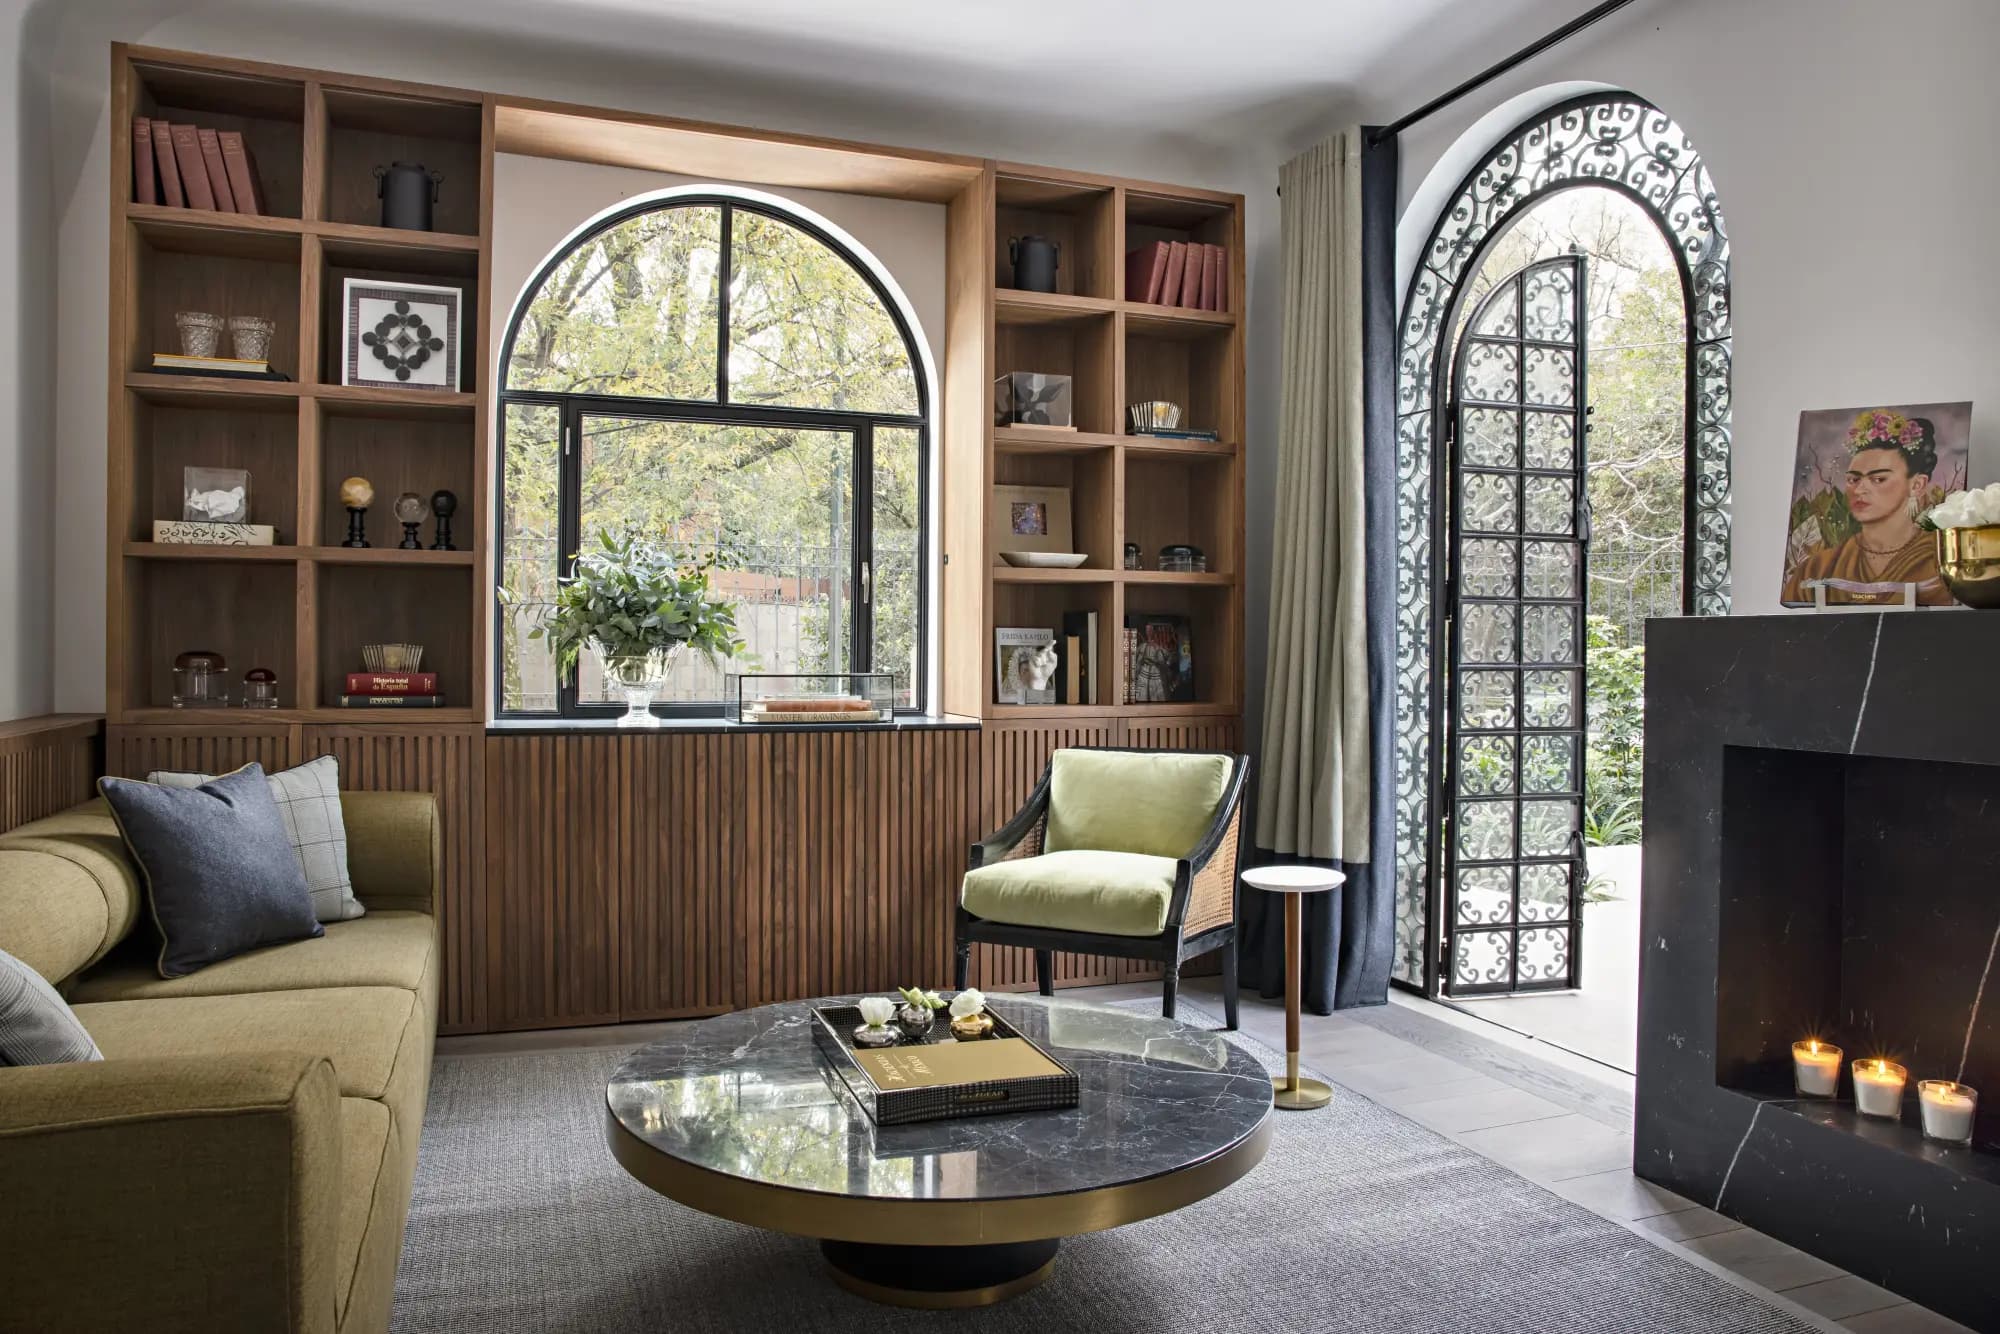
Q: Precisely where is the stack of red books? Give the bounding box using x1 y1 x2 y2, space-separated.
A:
339 673 445 708
1124 241 1228 312
132 118 266 214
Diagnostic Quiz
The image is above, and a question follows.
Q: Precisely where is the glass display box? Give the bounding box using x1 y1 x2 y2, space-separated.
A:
729 673 896 725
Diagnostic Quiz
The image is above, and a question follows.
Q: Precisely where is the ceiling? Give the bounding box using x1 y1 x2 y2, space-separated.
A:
262 0 1590 151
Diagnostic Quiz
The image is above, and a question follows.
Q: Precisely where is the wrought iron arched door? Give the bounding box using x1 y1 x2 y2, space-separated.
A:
1442 255 1588 995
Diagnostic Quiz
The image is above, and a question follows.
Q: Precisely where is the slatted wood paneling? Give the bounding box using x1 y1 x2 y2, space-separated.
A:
0 717 103 834
106 723 298 778
615 732 738 1022
303 725 485 1033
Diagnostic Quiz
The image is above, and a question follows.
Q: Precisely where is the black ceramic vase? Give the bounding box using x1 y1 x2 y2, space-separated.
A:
376 162 443 232
1008 235 1060 292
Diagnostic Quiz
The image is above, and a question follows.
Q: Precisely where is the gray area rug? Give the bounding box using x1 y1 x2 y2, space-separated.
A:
393 1004 1813 1333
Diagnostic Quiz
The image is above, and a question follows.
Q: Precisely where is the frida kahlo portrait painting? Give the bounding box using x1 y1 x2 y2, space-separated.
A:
1779 402 1972 607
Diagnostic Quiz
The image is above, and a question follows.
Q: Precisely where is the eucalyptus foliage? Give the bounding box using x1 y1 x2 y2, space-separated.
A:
528 529 748 683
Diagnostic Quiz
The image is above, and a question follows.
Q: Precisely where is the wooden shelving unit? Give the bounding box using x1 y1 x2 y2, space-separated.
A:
961 164 1245 722
107 47 490 722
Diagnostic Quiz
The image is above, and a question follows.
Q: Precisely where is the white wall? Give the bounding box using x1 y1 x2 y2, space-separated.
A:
36 3 1280 720
1351 0 2000 616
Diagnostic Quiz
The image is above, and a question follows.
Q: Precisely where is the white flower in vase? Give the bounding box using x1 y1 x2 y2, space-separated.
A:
857 996 896 1029
949 988 987 1020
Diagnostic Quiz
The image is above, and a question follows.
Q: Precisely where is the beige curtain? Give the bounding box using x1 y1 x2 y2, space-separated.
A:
1256 130 1369 861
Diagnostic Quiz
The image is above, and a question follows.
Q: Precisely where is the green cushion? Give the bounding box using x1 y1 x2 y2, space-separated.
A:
1043 750 1233 859
961 850 1177 938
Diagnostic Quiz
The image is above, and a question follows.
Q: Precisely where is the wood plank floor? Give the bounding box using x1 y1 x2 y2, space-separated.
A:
438 977 1973 1332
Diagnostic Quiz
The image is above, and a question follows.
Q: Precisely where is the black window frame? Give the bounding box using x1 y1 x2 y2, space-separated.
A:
494 193 931 720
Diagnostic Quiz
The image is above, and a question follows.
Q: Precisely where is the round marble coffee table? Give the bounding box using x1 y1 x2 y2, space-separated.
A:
606 995 1273 1308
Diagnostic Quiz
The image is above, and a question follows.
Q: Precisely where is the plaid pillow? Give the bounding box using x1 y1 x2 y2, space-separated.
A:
0 947 101 1065
147 755 363 923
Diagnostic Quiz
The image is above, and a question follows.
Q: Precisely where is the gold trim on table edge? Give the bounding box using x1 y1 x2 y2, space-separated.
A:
604 1106 1274 1247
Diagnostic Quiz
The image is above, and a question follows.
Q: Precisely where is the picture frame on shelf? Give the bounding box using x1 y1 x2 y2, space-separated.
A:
990 484 1074 561
341 277 462 392
994 627 1058 706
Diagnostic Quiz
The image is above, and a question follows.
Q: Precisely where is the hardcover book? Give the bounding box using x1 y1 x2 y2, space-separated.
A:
344 672 439 695
150 120 183 208
196 128 237 212
1125 240 1169 304
1197 243 1218 310
1125 613 1195 702
152 520 275 546
1178 242 1203 307
338 694 447 708
132 116 156 204
217 131 264 216
994 627 1057 705
854 1037 1066 1089
169 124 215 210
1159 242 1188 308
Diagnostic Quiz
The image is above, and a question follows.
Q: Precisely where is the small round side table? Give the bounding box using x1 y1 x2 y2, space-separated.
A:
1241 865 1346 1111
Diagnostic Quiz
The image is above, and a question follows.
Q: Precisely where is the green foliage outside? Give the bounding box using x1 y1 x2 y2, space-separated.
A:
498 203 923 711
1581 614 1645 848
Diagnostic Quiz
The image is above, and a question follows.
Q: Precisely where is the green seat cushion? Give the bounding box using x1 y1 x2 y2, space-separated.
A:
961 850 1177 938
1044 750 1233 859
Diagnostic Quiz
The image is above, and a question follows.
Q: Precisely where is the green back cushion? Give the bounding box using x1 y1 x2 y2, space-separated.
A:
1043 750 1233 859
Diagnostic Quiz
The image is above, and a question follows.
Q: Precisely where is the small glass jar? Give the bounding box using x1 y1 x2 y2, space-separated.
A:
241 667 280 710
1123 542 1142 571
1159 544 1204 573
172 650 229 708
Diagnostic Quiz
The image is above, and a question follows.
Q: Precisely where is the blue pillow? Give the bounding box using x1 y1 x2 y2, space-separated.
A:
98 763 323 978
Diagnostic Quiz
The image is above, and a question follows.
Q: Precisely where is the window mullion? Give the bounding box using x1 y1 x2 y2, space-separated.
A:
557 401 583 718
853 422 874 676
717 204 733 406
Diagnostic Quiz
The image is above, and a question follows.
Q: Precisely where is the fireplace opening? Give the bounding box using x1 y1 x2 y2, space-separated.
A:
1714 743 2000 1159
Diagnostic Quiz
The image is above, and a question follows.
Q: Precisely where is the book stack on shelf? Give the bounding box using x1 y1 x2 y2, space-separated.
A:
1125 240 1228 311
132 116 266 214
340 647 443 708
150 351 286 381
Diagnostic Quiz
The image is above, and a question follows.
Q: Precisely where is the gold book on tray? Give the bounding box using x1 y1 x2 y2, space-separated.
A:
811 1003 1080 1125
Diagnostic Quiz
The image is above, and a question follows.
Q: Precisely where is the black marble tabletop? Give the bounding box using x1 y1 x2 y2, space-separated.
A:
606 996 1273 1202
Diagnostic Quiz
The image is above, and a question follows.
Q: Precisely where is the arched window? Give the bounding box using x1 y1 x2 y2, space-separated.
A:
496 190 930 717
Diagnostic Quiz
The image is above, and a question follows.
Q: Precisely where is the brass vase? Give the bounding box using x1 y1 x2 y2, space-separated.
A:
1936 526 2000 608
949 1011 994 1040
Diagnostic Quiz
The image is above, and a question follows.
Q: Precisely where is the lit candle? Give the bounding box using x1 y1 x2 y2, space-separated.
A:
1919 1080 1978 1146
1793 1040 1842 1098
1851 1059 1907 1119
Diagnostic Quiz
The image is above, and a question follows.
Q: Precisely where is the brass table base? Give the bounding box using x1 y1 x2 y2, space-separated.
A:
1273 1075 1334 1111
822 1238 1058 1308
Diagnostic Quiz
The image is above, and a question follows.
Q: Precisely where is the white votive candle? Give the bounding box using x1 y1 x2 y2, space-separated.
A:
1793 1040 1842 1098
1851 1059 1907 1119
1919 1080 1978 1146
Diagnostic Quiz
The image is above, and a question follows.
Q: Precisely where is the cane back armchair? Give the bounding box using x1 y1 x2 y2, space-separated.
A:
953 747 1250 1028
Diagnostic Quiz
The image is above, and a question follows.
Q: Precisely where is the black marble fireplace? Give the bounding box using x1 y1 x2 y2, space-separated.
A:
1640 612 2000 1330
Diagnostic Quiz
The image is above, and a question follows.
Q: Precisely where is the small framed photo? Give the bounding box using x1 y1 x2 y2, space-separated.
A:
183 466 250 523
342 278 462 392
991 484 1073 559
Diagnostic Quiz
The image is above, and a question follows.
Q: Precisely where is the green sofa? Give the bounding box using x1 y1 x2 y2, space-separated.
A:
0 791 440 1334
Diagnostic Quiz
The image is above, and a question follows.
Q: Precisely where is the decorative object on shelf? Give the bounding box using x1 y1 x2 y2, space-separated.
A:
993 372 1073 429
1792 1039 1841 1098
1007 235 1060 293
226 315 275 362
339 475 374 547
1158 544 1206 573
174 310 224 358
994 628 1058 706
730 673 893 724
1124 612 1195 703
152 520 276 546
895 986 944 1038
990 483 1074 560
240 667 279 710
519 528 748 728
1132 425 1221 442
429 489 458 550
1128 400 1182 433
1925 483 2000 608
947 988 994 1040
852 996 900 1049
171 650 229 709
360 643 424 673
1126 240 1228 310
1918 1079 1977 1145
342 277 461 392
998 551 1087 569
182 466 249 524
1124 542 1142 570
1780 402 1972 607
375 161 444 232
394 492 426 549
1851 1058 1907 1119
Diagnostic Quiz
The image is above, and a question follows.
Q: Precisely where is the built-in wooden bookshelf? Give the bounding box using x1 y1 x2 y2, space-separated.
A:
958 164 1245 721
106 47 490 723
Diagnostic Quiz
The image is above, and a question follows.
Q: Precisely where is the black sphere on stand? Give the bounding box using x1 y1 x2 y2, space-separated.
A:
430 490 458 551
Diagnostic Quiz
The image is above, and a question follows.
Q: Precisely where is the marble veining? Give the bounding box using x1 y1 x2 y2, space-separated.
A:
607 996 1272 1202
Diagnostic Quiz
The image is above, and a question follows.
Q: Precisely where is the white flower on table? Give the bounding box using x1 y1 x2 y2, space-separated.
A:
858 996 896 1028
949 988 987 1020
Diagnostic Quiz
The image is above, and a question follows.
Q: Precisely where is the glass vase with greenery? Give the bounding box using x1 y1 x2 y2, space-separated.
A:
528 528 749 727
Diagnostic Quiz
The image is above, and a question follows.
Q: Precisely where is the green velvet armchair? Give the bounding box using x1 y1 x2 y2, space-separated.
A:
954 747 1250 1027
